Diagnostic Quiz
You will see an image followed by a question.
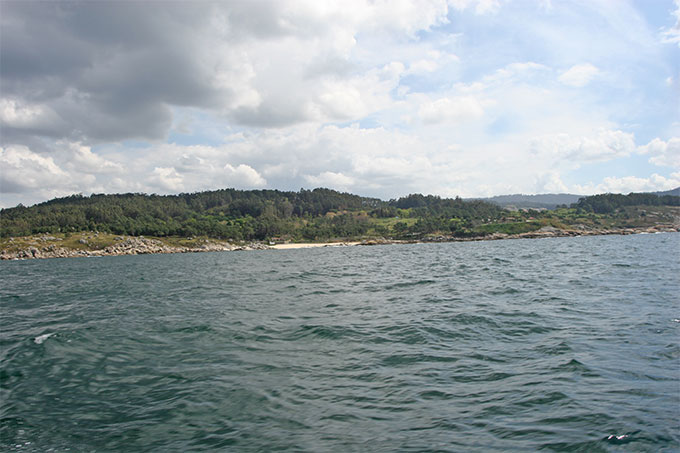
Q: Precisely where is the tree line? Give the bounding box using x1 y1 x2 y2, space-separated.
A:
572 192 680 214
2 188 677 240
0 188 502 240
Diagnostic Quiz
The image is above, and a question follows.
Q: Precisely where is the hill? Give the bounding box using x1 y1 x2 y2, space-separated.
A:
1 188 678 251
0 188 501 240
472 186 680 209
652 187 680 197
470 193 581 209
2 188 679 259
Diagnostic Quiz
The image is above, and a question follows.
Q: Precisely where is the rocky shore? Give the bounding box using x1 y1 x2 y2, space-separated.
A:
0 236 270 260
1 224 678 260
416 224 680 243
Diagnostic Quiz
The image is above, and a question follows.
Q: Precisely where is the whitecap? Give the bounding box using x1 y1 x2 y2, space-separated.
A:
34 333 55 344
607 434 628 440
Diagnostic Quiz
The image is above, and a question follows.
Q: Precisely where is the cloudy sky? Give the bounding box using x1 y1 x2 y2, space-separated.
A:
1 0 679 207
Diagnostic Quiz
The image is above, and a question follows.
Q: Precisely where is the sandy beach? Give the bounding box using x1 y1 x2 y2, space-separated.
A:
3 227 678 260
270 242 361 250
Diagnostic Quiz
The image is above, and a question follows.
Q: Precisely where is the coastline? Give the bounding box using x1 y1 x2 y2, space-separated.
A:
1 224 678 261
270 242 362 249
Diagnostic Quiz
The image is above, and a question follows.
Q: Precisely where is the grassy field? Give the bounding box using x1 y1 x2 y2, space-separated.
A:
0 232 116 254
542 205 680 229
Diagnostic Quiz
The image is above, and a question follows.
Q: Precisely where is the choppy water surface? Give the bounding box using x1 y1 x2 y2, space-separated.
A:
1 233 679 452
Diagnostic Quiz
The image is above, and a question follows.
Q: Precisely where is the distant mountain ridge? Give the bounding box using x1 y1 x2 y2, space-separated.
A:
470 187 680 209
652 187 680 197
470 193 581 209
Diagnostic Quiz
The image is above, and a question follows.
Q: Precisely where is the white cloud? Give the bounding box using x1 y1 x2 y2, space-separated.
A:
151 167 184 192
407 58 440 74
1 1 677 208
449 0 501 15
638 137 680 169
477 62 550 86
223 164 267 187
124 145 267 194
304 171 355 190
661 0 680 46
534 171 569 193
558 63 600 87
316 62 404 120
575 173 680 194
0 145 69 193
0 1 455 139
0 144 103 206
0 98 62 131
360 0 451 35
0 142 129 206
58 141 123 173
418 96 485 124
3 120 677 209
529 129 636 163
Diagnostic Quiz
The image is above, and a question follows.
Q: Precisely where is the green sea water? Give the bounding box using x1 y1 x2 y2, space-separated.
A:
1 233 679 451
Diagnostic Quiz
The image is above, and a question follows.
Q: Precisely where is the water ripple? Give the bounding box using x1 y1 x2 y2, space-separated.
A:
1 233 678 451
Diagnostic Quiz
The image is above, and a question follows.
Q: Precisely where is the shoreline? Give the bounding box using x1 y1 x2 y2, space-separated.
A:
270 241 362 250
1 225 678 261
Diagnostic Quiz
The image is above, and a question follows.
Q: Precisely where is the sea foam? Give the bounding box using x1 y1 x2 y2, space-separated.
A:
34 333 55 344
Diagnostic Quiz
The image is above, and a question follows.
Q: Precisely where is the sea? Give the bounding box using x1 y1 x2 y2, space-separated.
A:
1 233 679 452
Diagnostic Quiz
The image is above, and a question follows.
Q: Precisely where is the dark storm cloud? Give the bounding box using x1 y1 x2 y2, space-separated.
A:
0 1 249 143
0 0 368 145
231 102 310 128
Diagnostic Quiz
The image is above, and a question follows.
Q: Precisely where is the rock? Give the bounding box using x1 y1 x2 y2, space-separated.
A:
360 239 380 245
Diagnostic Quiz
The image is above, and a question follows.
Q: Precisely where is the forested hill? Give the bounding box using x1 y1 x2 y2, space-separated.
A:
471 193 581 209
652 187 680 197
0 188 501 239
2 188 678 241
472 186 680 210
572 192 680 213
24 188 381 219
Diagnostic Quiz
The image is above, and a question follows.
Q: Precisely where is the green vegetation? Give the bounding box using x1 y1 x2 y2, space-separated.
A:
573 192 680 213
1 189 678 243
473 221 543 235
0 188 502 241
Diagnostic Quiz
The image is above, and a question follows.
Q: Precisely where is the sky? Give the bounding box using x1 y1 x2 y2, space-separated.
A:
1 0 679 208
